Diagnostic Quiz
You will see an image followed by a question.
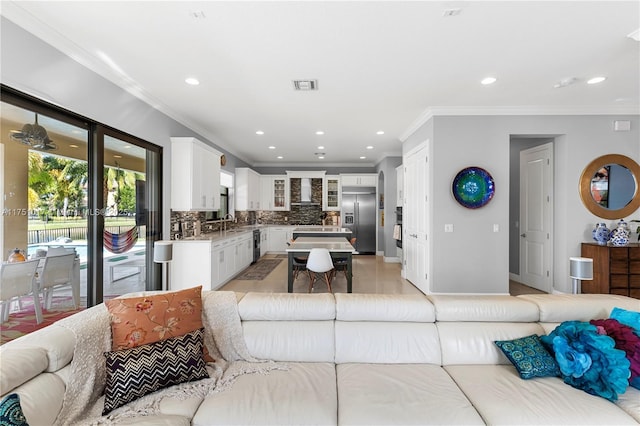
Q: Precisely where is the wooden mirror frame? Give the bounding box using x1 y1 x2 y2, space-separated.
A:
579 154 640 219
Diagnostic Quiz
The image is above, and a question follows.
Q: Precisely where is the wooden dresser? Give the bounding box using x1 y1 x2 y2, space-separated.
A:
581 242 640 299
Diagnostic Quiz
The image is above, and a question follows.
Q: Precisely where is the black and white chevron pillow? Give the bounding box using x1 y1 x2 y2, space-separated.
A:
103 328 209 414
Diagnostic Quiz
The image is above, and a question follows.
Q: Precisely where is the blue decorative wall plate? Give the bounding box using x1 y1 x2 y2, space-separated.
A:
452 167 495 209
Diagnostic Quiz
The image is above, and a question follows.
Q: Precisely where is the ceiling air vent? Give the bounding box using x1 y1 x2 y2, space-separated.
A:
293 79 318 91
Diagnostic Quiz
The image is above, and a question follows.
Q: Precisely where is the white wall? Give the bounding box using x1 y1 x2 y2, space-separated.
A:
1 18 250 240
403 114 639 294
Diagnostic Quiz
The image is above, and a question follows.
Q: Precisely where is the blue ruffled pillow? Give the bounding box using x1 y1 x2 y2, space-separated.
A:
495 334 560 379
541 321 630 401
0 393 29 426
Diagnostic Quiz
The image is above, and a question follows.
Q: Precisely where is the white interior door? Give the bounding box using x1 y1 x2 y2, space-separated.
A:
403 142 429 293
519 143 553 292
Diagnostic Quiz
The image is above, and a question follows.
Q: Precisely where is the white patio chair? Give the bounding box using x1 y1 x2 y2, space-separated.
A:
39 253 79 309
0 259 43 324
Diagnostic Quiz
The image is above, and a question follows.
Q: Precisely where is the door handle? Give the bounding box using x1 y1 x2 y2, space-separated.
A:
520 233 526 238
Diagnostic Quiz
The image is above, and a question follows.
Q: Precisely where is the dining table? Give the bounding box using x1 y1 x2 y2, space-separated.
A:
285 236 356 293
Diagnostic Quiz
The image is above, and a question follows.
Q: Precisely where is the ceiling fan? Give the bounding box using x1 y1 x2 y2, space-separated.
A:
9 113 57 151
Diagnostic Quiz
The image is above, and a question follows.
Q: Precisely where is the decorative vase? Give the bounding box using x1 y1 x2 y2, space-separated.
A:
592 223 611 246
7 248 26 262
609 219 630 247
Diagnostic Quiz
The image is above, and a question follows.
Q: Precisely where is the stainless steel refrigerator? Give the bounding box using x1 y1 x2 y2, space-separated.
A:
341 187 376 254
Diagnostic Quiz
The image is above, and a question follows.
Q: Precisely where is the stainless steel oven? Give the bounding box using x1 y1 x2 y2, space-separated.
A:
252 229 261 263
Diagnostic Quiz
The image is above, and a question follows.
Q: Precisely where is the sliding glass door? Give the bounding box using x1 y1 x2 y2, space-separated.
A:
1 87 163 307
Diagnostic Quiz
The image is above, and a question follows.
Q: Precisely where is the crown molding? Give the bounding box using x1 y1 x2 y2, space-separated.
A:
399 105 640 143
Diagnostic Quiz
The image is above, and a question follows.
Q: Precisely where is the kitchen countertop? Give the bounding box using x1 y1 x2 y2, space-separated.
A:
293 227 351 233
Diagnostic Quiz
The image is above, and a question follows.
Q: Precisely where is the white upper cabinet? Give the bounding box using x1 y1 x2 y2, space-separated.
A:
340 173 377 187
235 167 261 211
261 175 289 211
323 175 341 211
170 137 221 211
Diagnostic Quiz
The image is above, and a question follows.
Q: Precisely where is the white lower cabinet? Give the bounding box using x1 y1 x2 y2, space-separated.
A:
267 226 295 252
170 232 253 291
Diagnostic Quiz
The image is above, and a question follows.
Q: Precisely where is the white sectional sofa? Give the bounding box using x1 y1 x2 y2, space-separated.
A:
1 292 639 425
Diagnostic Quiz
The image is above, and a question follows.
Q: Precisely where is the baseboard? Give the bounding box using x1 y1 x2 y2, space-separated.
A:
509 272 521 282
383 256 401 263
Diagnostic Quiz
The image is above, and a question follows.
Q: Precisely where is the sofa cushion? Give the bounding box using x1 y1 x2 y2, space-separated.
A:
494 334 560 379
192 363 337 426
0 346 48 394
518 294 640 323
110 414 191 425
3 323 76 372
335 293 435 322
335 321 441 364
430 295 539 322
616 386 640 422
106 286 203 350
438 322 545 365
10 372 65 426
239 292 335 320
446 365 638 425
337 364 484 425
0 394 27 426
242 320 334 362
103 328 209 414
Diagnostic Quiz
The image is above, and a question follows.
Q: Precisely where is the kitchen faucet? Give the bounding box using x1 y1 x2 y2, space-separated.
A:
223 213 235 233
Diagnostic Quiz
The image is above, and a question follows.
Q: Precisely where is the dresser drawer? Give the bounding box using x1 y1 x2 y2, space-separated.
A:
630 260 640 274
610 274 629 289
611 288 630 297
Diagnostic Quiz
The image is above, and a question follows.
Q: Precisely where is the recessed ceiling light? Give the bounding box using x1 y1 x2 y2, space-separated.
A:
123 145 131 149
268 145 276 149
315 131 324 135
114 155 123 158
317 145 325 150
318 156 325 160
185 77 200 86
376 131 384 135
256 130 264 135
481 77 497 85
366 145 374 150
277 156 283 159
69 144 79 148
587 76 606 85
360 156 366 159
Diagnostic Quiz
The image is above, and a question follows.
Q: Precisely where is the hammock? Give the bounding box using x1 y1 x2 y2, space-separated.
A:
104 227 138 254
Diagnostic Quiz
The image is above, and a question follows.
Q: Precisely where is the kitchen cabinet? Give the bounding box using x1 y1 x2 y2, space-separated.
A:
340 174 377 187
170 231 253 291
581 243 640 299
323 175 341 211
260 175 289 211
236 168 261 211
268 226 295 252
170 137 221 211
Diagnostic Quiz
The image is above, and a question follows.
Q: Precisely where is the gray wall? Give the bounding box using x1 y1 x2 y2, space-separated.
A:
403 114 639 294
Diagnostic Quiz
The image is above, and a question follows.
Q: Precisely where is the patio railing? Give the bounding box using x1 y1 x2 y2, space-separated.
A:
27 226 131 244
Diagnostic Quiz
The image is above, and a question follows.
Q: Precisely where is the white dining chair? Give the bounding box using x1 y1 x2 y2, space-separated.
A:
39 253 79 309
0 259 43 324
306 248 334 293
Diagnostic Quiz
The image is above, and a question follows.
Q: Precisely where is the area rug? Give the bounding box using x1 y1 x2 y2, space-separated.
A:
235 259 282 280
1 297 85 345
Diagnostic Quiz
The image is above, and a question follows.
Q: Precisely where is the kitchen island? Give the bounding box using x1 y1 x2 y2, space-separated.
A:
292 227 352 240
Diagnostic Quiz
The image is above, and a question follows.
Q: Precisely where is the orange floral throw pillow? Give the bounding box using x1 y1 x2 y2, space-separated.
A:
106 286 204 351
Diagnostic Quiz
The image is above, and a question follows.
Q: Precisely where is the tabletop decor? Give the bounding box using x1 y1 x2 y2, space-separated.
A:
609 219 630 246
452 167 495 209
592 222 611 245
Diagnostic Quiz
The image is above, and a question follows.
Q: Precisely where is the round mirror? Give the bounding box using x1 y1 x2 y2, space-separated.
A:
579 154 640 219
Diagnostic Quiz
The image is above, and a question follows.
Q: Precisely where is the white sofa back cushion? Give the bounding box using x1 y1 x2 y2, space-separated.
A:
0 347 48 393
4 325 76 372
430 295 539 322
518 294 640 322
243 321 335 362
438 322 545 365
335 293 435 322
239 293 335 320
335 322 441 364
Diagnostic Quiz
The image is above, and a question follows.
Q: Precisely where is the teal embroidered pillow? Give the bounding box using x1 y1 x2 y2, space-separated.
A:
495 334 560 379
0 393 29 426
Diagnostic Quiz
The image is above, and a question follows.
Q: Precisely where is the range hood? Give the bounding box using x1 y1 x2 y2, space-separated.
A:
291 178 320 205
